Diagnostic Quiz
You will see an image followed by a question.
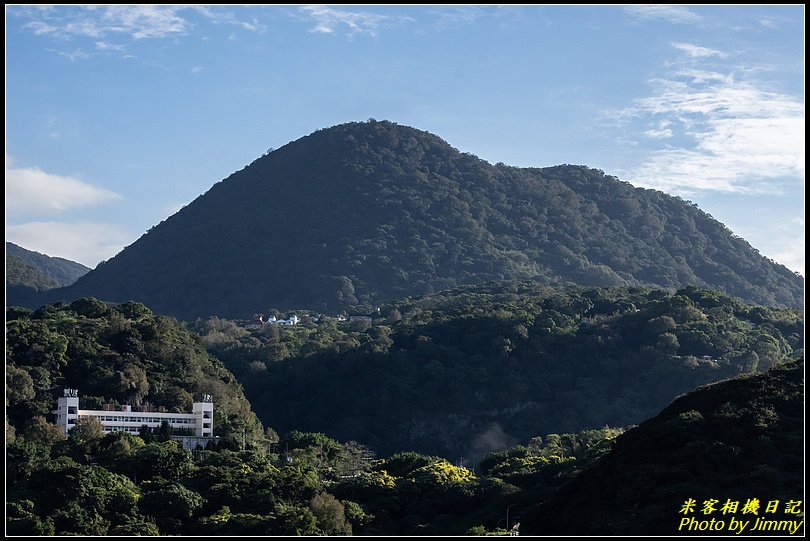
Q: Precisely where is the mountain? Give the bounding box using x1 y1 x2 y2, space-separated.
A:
7 242 90 287
198 283 804 459
38 120 802 320
520 358 804 535
7 255 59 292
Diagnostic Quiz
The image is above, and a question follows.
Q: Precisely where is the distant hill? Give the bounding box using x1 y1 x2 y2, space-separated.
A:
38 120 802 319
6 242 91 287
520 358 805 535
7 255 59 292
6 242 91 307
198 283 803 459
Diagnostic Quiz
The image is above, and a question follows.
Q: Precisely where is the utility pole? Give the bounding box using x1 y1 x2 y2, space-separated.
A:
506 503 517 533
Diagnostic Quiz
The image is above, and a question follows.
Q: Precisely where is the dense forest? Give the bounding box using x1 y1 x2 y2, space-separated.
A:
3 298 619 535
6 242 91 309
6 299 802 534
521 359 805 535
6 242 90 288
196 283 803 459
35 120 802 320
5 299 263 445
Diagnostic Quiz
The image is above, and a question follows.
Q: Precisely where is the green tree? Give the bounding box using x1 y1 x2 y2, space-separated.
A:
23 416 67 446
69 416 105 446
310 492 352 535
6 365 35 406
139 480 205 533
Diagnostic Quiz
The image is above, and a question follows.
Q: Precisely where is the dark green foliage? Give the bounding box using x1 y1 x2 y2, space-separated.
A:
139 479 205 533
6 242 90 307
33 121 802 320
520 359 805 535
6 242 91 286
202 284 802 458
6 255 58 291
5 298 263 441
5 294 804 536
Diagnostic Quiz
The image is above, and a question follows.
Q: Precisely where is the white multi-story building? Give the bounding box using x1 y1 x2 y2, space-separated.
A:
53 389 214 438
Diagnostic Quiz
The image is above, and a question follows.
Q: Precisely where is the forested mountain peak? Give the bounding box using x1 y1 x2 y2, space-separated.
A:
34 120 803 319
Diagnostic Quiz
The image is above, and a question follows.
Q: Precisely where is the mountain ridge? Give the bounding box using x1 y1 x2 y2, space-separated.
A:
6 242 91 287
29 120 803 319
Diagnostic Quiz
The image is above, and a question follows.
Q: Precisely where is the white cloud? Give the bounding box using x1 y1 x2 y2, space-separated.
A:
614 59 804 194
300 5 394 36
5 221 134 268
644 119 673 139
46 47 90 61
768 229 804 275
5 162 122 213
96 5 187 39
671 42 727 59
95 40 125 51
24 20 59 35
624 5 701 24
192 6 266 32
190 66 203 75
430 6 487 29
758 17 777 29
727 217 805 275
19 5 188 41
643 128 673 139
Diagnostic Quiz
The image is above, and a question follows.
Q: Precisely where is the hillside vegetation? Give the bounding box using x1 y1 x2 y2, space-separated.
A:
196 283 803 458
521 359 804 535
37 120 802 320
6 242 91 308
5 299 262 444
6 242 90 287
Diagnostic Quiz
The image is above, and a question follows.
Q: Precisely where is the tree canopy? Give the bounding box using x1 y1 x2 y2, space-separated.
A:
31 120 803 320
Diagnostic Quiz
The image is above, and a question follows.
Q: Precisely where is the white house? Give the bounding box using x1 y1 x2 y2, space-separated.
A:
53 389 214 439
276 314 300 326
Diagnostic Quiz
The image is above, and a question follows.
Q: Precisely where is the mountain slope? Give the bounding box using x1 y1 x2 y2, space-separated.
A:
7 255 59 292
198 283 803 459
520 358 804 535
41 120 802 320
6 242 90 287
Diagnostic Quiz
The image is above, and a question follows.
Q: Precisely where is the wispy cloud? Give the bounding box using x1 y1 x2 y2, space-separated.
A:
643 119 673 139
430 6 488 30
20 5 188 40
624 5 701 24
15 5 264 45
300 5 410 36
5 221 134 268
612 52 804 194
767 217 805 275
5 161 122 214
671 42 727 59
192 6 266 33
45 47 90 62
726 216 805 275
94 40 126 52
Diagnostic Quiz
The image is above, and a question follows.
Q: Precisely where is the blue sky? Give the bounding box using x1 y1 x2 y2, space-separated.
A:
5 5 805 275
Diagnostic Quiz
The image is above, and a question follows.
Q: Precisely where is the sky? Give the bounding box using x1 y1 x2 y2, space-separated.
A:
5 5 805 275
